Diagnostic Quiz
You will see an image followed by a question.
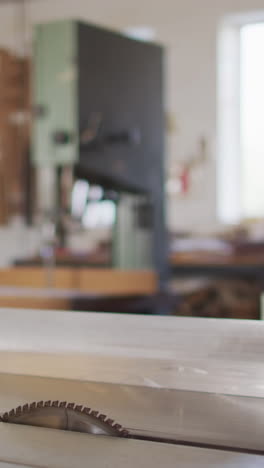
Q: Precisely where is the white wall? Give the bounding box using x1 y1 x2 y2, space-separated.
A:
1 0 264 241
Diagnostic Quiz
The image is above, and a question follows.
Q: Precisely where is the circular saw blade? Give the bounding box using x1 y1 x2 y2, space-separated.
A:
0 401 129 438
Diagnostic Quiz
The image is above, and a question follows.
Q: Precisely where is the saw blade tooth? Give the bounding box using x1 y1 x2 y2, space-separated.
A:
59 402 67 408
121 430 129 437
30 402 36 410
2 413 9 422
82 407 91 415
99 414 107 422
9 409 15 418
90 410 99 418
67 403 75 410
75 405 83 412
22 404 29 413
16 406 22 415
37 402 44 409
113 423 122 431
52 401 59 408
106 418 114 426
45 401 51 407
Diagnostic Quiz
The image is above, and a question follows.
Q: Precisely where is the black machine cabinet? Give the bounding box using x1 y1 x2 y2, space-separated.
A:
77 22 164 193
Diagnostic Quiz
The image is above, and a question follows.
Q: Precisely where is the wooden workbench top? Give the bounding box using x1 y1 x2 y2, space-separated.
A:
0 267 157 296
170 250 264 266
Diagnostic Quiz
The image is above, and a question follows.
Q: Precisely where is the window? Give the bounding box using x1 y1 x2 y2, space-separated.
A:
241 23 264 218
218 17 264 223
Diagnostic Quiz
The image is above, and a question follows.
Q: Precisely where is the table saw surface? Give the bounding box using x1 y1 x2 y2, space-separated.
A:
0 309 263 466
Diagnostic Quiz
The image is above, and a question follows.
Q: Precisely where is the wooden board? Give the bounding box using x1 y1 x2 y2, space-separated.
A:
0 310 264 399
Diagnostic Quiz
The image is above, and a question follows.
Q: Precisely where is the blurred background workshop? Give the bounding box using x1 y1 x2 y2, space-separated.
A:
0 0 264 319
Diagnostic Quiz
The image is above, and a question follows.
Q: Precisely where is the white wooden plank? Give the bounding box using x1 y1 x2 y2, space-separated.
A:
0 309 264 397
